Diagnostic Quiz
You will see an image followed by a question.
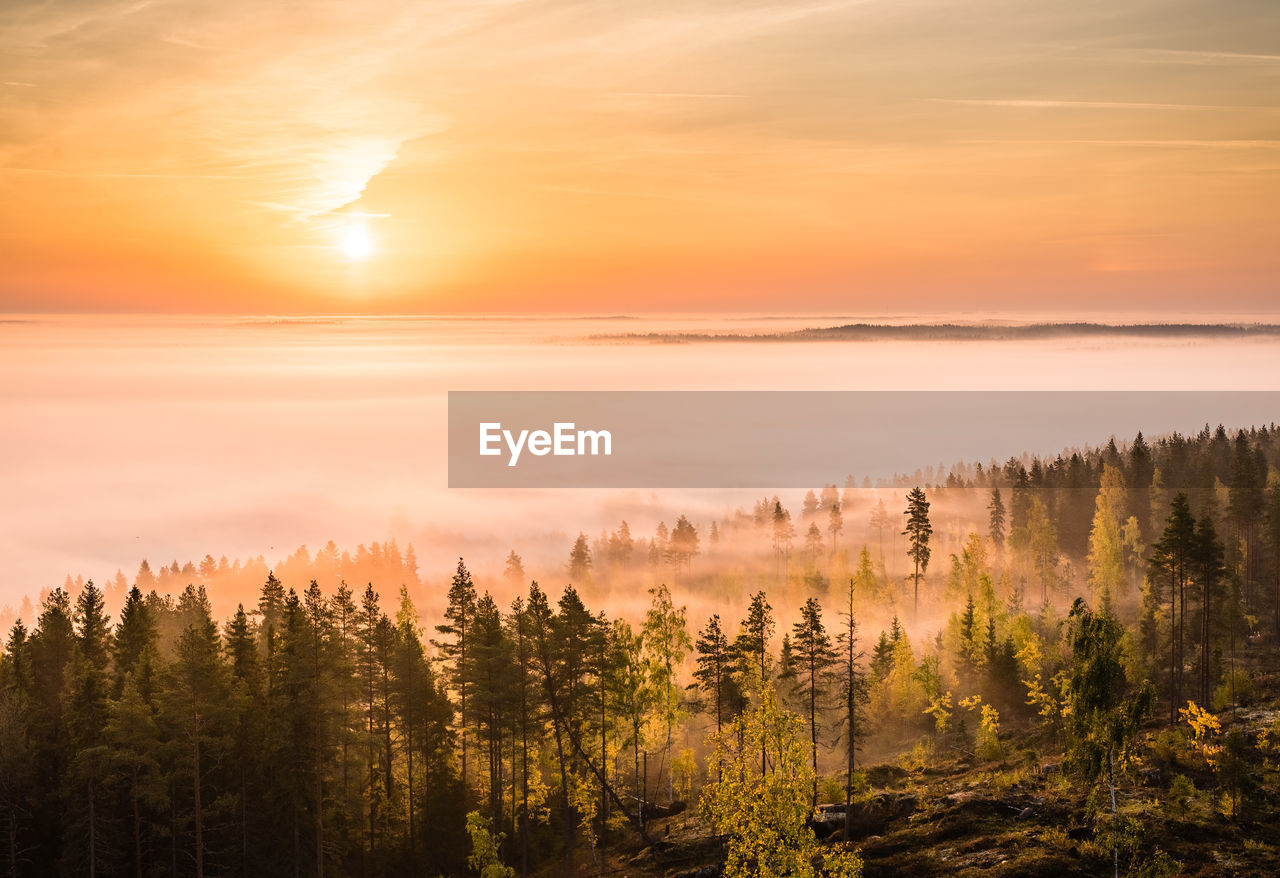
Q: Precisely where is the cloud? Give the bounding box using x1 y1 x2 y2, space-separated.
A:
931 99 1275 111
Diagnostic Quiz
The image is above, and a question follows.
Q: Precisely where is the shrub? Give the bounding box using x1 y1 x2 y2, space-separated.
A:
1212 667 1255 712
1131 848 1182 878
1165 774 1195 816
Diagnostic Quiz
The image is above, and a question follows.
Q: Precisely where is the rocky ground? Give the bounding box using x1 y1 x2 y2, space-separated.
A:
557 697 1280 874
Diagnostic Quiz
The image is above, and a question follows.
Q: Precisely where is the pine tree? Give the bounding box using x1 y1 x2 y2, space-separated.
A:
835 577 868 839
1149 493 1196 722
790 598 837 808
667 516 700 574
1193 515 1226 708
1064 598 1154 878
107 673 165 878
869 499 890 561
27 588 75 874
467 593 514 831
693 615 739 738
568 533 593 581
903 487 933 616
225 603 264 875
827 502 844 553
734 592 774 775
435 558 478 790
503 551 526 585
1228 433 1266 603
114 585 157 700
1266 484 1280 641
65 580 112 877
160 590 231 878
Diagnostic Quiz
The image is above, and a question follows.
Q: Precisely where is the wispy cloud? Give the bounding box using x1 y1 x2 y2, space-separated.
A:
932 98 1275 111
962 139 1280 148
1125 48 1280 66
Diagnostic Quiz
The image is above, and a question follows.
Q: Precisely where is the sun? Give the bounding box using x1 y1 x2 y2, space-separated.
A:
338 221 373 261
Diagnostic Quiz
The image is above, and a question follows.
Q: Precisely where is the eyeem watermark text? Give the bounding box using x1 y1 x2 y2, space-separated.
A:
479 422 613 467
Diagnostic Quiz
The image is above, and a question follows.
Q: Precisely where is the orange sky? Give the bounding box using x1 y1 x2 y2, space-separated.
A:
2 0 1278 313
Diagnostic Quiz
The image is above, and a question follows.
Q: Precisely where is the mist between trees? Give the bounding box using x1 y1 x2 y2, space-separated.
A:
2 422 1279 876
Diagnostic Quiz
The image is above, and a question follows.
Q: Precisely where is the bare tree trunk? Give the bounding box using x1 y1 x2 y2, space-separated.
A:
1109 747 1118 878
194 712 204 878
809 669 818 809
406 720 415 875
8 805 18 878
240 765 248 878
315 756 325 878
1169 569 1178 724
551 723 574 874
88 778 95 878
130 773 143 878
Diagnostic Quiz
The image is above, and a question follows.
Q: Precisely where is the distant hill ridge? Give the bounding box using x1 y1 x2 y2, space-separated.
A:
597 321 1280 342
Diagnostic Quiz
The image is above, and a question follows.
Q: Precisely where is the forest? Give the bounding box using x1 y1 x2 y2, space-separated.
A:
4 423 1280 876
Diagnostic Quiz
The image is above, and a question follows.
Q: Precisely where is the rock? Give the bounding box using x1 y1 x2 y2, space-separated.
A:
823 793 919 840
1066 825 1093 841
671 867 720 878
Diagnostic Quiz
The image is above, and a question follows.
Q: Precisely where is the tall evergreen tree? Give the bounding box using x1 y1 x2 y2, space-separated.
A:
434 559 477 790
1149 493 1195 722
160 589 231 878
693 615 738 738
790 598 837 808
1193 514 1227 708
734 592 775 776
988 487 1006 549
1064 598 1154 878
903 487 933 616
835 577 868 840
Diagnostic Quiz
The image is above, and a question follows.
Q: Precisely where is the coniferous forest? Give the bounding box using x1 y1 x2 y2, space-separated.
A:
6 424 1280 876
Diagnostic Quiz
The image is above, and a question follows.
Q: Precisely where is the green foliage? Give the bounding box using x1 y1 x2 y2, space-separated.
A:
1166 773 1196 816
700 687 862 878
1130 848 1183 878
1213 666 1255 712
466 811 515 878
903 487 933 612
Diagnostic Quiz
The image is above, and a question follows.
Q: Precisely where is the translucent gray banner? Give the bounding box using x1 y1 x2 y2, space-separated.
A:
448 391 1280 488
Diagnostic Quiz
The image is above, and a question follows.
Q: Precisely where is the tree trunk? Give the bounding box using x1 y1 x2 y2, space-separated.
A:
809 667 819 809
1169 568 1178 724
913 558 920 618
133 774 143 878
845 607 856 842
551 723 574 874
240 764 248 878
634 725 642 835
1108 747 1118 878
1202 576 1212 707
8 804 18 878
315 755 325 878
521 712 529 878
194 711 203 878
88 777 95 878
406 719 415 874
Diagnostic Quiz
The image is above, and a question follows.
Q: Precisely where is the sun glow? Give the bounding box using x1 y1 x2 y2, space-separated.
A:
338 222 373 261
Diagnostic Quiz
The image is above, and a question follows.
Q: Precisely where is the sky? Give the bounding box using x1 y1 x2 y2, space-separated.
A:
1 0 1278 314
